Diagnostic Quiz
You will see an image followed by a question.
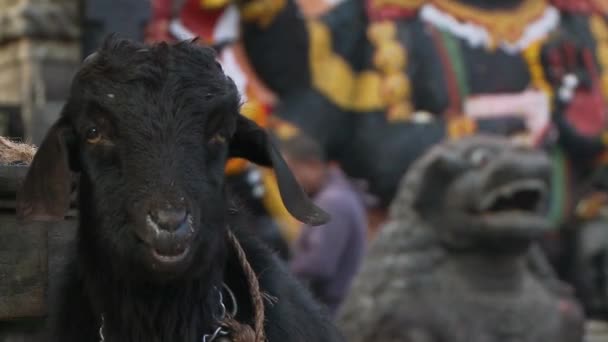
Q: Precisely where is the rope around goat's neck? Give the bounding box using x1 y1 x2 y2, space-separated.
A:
226 229 267 342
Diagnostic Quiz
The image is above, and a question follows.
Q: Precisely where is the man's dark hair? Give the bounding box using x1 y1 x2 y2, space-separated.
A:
280 133 326 162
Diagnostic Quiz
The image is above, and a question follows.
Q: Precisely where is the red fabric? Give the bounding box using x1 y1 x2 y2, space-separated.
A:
147 0 225 42
180 0 224 42
566 89 607 136
151 0 173 21
550 0 606 15
365 0 419 21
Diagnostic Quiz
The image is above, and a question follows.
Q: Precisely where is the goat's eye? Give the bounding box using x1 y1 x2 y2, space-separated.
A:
86 127 102 144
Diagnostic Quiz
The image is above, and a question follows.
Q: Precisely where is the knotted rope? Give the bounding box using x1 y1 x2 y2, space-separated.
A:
225 229 268 342
0 137 36 165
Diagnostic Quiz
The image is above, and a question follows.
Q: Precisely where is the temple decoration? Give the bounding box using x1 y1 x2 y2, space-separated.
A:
308 20 385 111
421 0 559 53
367 20 412 122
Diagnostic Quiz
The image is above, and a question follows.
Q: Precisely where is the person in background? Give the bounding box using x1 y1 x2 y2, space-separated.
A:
280 133 367 317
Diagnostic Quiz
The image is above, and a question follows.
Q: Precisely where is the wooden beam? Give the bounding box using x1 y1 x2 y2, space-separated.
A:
0 219 48 320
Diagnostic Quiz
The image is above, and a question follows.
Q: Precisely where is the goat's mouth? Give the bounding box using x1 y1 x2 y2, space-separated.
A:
150 246 190 264
143 214 195 265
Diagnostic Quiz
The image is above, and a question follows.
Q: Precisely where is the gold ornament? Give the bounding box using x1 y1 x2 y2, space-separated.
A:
522 38 553 100
590 15 608 100
381 73 411 103
369 0 425 12
432 0 548 48
200 0 230 9
447 117 477 139
387 103 413 122
367 21 398 44
367 20 413 122
308 20 385 111
373 40 407 73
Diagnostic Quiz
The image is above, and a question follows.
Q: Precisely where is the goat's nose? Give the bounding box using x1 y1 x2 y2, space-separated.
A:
150 208 188 232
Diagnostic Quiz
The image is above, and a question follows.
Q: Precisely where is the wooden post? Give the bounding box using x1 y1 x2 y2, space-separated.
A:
0 165 48 320
0 163 77 339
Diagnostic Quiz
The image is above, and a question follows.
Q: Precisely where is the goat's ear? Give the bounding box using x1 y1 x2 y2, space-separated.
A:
17 118 74 221
229 115 330 226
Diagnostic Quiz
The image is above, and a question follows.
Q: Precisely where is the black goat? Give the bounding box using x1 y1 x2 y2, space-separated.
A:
17 37 342 342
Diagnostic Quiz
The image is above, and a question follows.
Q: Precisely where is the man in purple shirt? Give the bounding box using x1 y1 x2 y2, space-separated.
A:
280 134 367 316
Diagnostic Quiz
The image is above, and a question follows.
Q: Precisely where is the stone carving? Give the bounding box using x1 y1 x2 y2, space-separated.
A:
338 136 584 342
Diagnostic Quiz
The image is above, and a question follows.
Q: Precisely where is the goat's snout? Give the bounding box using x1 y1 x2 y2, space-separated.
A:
150 208 188 232
139 201 196 267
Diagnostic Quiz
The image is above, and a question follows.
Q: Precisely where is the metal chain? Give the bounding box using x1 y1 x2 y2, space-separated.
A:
203 284 238 342
99 315 105 342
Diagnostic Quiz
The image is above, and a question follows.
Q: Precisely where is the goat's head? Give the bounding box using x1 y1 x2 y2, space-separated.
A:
17 37 328 280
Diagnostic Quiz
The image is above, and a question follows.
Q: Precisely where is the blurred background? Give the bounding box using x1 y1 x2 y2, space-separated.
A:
0 0 340 144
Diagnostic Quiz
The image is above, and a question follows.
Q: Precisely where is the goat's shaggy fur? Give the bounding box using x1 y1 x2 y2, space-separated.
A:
17 36 341 342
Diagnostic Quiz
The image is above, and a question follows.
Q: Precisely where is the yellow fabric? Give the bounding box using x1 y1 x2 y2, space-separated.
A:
522 39 554 102
447 117 477 139
200 0 230 9
369 0 424 11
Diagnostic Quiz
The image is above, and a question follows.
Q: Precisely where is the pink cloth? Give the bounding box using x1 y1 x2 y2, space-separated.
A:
464 89 550 144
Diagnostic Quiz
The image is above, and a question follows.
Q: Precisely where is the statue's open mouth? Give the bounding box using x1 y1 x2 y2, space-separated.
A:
478 179 547 215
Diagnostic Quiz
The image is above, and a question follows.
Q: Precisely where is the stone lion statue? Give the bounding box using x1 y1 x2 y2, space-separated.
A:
338 136 584 342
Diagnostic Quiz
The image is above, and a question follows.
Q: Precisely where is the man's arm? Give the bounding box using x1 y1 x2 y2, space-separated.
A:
289 194 352 282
